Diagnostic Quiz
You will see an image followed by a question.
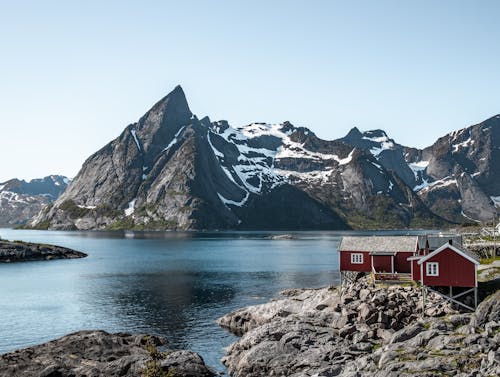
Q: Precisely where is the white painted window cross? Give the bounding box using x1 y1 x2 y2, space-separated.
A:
351 253 363 264
426 262 439 276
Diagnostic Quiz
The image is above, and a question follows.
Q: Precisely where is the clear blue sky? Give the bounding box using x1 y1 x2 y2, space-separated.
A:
1 0 499 181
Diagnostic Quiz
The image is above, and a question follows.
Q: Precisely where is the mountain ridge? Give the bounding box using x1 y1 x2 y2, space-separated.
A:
0 175 70 227
30 86 499 230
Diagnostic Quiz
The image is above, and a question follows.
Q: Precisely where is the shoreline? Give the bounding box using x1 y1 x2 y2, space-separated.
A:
217 275 500 377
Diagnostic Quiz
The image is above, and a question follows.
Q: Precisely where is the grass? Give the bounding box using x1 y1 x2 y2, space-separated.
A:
141 338 176 377
371 343 382 351
479 256 500 265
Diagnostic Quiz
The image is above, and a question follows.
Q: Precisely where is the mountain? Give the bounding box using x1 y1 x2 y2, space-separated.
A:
0 175 69 227
339 116 500 223
31 86 498 230
31 86 447 231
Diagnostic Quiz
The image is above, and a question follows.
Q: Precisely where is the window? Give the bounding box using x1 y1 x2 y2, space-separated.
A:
351 253 364 264
426 262 439 276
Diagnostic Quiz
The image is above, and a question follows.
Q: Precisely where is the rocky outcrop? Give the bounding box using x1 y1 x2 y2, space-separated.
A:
0 240 87 262
219 277 499 377
0 175 69 227
0 330 214 377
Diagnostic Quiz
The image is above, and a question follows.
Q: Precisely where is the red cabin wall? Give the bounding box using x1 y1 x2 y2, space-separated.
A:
372 255 392 273
395 252 412 273
422 248 476 287
411 260 421 281
340 251 371 272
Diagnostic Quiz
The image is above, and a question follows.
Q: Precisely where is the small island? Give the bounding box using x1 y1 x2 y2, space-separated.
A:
0 239 87 263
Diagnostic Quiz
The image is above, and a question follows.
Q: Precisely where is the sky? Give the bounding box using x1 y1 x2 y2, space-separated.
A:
1 0 499 181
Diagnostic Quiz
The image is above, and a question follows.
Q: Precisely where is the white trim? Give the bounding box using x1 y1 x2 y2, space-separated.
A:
417 243 479 265
351 253 364 264
426 262 439 276
391 255 394 273
475 264 477 288
407 256 422 261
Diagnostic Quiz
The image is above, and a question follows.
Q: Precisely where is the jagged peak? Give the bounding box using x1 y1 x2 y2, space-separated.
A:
345 126 362 138
138 85 193 128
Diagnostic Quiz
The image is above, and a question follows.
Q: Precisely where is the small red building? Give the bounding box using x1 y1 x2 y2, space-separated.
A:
339 236 418 281
409 242 479 288
339 234 480 310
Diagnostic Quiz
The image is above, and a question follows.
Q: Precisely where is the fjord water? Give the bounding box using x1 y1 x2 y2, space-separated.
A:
0 229 425 371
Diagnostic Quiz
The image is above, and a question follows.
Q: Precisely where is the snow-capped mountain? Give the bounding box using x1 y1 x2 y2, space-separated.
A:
339 116 500 223
0 175 70 226
31 86 498 230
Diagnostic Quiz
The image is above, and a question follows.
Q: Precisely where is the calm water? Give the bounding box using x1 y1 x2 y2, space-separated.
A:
0 228 428 371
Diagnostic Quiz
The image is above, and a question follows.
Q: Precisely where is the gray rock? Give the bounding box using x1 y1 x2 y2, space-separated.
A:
0 330 214 377
389 323 424 344
0 240 87 263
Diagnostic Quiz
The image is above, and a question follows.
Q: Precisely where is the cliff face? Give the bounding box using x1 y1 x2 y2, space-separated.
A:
31 86 499 230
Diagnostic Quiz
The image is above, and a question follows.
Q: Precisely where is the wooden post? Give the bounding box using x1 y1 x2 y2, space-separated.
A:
422 286 426 316
449 286 452 298
474 287 478 309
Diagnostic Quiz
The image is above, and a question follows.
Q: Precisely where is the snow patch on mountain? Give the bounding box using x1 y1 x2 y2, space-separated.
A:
163 126 186 151
452 137 474 153
217 192 249 207
416 177 457 193
77 204 97 210
491 196 500 208
130 129 141 151
124 199 136 216
362 133 395 157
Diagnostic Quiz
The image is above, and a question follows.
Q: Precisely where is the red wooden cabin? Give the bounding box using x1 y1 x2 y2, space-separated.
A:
409 242 478 287
339 236 418 281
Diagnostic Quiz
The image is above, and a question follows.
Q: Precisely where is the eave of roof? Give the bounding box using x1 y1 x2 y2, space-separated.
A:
417 243 479 265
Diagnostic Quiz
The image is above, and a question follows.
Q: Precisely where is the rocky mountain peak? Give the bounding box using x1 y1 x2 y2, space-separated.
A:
136 85 192 134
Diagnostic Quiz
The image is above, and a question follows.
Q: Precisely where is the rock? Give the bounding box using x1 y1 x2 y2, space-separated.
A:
0 330 214 377
0 240 87 263
161 350 214 377
359 289 371 301
389 323 424 344
219 275 499 377
376 328 394 342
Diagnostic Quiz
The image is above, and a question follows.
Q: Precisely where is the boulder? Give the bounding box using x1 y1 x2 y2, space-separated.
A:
0 330 213 377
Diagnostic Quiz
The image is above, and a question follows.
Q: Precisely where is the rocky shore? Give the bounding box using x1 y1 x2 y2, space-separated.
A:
218 276 499 377
0 239 87 262
0 330 214 377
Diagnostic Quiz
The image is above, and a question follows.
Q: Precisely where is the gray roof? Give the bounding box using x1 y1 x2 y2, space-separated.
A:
417 243 480 264
339 236 418 253
417 234 463 250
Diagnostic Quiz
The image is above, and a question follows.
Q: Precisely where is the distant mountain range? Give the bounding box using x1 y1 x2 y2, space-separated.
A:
0 176 69 227
25 86 499 230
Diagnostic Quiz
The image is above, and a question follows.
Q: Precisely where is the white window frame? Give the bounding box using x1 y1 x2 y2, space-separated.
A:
351 253 364 264
426 262 439 276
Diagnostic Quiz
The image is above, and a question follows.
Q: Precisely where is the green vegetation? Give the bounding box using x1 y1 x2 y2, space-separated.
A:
167 190 186 197
140 339 176 377
371 343 382 351
479 256 500 265
59 200 91 219
105 217 179 231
